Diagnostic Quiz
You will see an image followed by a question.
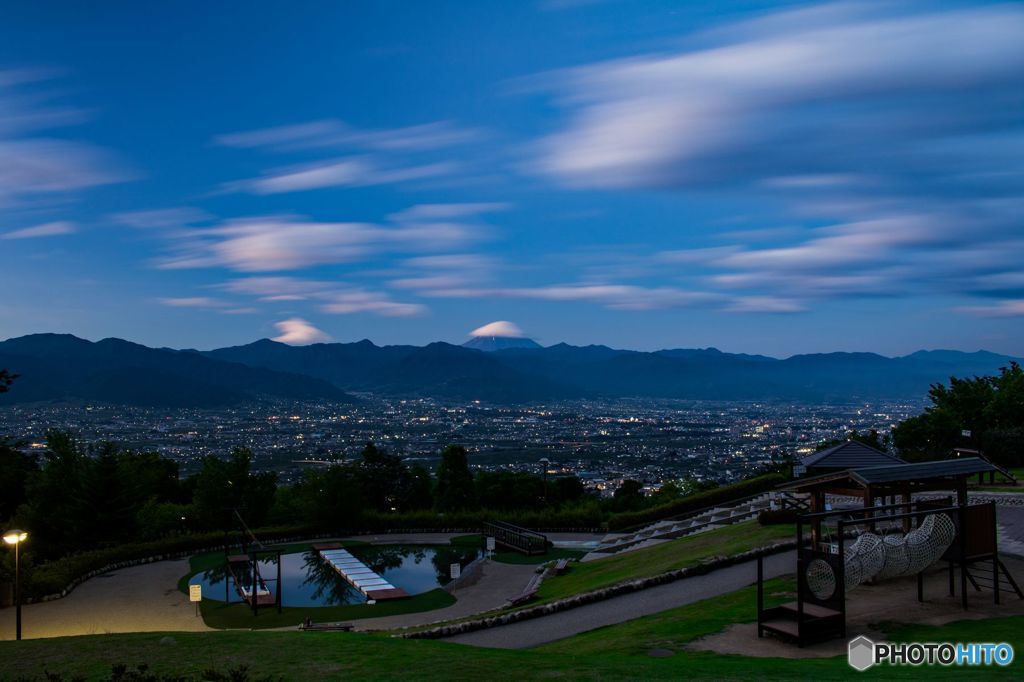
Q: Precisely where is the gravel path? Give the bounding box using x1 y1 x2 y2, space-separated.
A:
444 551 795 649
0 559 210 641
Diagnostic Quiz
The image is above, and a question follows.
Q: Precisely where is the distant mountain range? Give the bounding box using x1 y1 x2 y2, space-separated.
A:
0 333 1019 407
0 334 355 407
462 335 542 352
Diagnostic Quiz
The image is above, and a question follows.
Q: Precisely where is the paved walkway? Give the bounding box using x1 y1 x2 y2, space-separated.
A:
0 559 210 641
997 505 1024 556
354 559 537 632
444 551 795 649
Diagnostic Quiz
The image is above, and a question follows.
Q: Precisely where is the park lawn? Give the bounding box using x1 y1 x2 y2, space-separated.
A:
178 539 452 629
449 534 585 565
198 587 454 629
535 521 794 602
4 581 1022 680
536 578 1024 680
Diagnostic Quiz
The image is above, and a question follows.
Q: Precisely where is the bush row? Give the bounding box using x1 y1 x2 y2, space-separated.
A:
606 473 787 531
20 507 604 602
23 525 314 601
757 508 801 525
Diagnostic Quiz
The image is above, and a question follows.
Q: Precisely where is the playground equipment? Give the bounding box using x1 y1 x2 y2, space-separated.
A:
757 500 1022 646
804 511 957 600
221 508 283 615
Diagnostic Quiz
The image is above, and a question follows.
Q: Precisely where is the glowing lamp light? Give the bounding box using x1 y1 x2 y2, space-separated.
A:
3 529 27 545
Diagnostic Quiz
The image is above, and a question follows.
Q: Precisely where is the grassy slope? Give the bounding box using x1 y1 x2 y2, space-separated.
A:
180 539 453 629
392 521 795 634
536 522 794 601
537 579 1024 679
3 580 1021 680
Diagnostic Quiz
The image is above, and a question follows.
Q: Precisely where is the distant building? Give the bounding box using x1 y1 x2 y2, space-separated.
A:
794 440 904 478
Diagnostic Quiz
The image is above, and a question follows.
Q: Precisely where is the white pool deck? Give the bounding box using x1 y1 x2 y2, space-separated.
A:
315 546 409 600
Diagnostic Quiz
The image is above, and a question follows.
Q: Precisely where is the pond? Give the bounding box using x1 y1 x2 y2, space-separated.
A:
189 544 480 607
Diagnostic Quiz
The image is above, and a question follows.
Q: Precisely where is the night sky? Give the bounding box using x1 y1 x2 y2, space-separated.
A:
1 1 1022 357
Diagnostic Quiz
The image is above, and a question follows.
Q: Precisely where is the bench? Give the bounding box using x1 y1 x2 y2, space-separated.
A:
553 558 571 575
505 572 544 607
299 621 354 632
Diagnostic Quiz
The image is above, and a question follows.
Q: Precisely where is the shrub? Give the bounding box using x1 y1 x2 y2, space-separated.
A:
758 508 800 525
24 525 312 600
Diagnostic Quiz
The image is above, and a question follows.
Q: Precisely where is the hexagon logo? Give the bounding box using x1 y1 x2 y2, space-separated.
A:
848 635 876 671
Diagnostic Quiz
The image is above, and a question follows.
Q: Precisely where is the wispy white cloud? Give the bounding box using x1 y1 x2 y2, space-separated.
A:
113 207 213 231
272 318 332 345
526 4 1024 315
158 297 226 308
1 220 75 240
0 70 131 210
724 296 805 314
221 158 459 194
320 289 426 317
151 205 493 273
221 276 426 318
427 283 721 311
215 119 483 153
955 300 1024 318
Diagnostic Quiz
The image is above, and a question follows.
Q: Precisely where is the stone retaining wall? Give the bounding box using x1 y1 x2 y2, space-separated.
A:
401 540 797 640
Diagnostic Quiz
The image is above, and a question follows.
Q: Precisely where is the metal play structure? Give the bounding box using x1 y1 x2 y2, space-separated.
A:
757 458 1023 646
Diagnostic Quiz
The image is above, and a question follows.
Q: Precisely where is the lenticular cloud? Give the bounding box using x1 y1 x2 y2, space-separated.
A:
469 320 525 338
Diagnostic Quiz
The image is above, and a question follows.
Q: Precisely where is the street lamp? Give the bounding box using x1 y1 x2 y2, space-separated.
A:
3 529 27 641
539 458 551 504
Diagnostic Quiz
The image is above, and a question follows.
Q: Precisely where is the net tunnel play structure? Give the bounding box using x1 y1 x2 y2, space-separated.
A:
757 458 1023 646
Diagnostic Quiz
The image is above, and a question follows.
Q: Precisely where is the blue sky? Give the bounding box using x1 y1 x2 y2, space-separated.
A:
1 1 1022 356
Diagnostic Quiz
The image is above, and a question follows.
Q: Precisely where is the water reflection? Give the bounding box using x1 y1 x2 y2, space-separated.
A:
189 544 480 608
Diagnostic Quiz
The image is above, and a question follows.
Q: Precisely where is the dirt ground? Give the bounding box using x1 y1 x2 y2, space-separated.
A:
689 555 1024 659
0 559 210 641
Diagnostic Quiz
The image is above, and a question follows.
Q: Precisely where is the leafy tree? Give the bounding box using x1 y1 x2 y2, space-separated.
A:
358 442 414 512
612 479 645 512
474 471 543 510
815 429 890 452
313 463 365 527
0 438 37 521
0 368 15 393
405 464 434 511
550 475 586 506
434 444 474 511
893 363 1024 465
191 447 277 530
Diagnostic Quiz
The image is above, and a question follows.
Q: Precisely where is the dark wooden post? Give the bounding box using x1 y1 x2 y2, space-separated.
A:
277 549 283 614
959 505 968 609
756 552 764 638
992 503 1000 605
252 550 259 616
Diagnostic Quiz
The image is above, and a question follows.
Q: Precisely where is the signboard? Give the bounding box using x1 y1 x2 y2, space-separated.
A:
962 430 972 438
486 536 496 552
450 563 461 580
189 584 202 603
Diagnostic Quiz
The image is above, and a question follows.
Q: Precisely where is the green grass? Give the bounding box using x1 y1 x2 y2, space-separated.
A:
4 581 1022 680
198 587 454 630
536 578 1024 679
392 521 795 635
535 521 794 602
179 539 452 630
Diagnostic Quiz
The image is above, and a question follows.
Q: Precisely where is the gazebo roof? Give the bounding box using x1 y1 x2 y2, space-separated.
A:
781 456 997 493
800 440 904 469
